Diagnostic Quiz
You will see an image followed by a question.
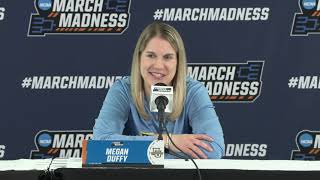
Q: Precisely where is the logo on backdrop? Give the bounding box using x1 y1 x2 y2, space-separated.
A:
28 0 131 36
224 144 268 159
21 75 123 90
0 145 5 159
291 130 320 160
0 6 5 21
291 0 320 36
30 130 93 159
187 61 264 102
288 76 320 89
153 7 270 22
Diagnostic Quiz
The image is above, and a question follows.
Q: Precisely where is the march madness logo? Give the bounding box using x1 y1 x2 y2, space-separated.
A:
187 61 264 102
28 0 131 36
0 6 5 21
291 130 320 160
30 130 92 159
0 145 5 159
291 0 320 36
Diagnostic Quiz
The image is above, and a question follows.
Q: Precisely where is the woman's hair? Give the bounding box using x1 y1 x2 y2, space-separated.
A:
131 22 187 120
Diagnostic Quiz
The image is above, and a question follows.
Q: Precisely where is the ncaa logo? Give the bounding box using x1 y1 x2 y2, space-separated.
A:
37 133 52 147
299 132 313 147
302 0 317 9
37 0 52 11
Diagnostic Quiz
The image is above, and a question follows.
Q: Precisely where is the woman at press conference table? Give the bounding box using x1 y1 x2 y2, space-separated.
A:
93 21 225 159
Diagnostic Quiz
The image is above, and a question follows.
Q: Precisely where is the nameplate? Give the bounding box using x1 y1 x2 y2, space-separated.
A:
82 139 164 167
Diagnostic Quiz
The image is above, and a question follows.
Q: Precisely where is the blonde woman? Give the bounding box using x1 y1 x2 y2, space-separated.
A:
93 22 224 159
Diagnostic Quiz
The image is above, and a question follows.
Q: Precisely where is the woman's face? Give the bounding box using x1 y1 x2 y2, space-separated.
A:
140 36 177 94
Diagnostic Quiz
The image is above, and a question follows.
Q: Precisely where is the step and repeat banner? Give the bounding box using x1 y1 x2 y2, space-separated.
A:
0 0 320 160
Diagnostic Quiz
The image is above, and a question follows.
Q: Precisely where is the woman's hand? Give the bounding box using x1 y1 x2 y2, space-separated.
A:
168 134 214 159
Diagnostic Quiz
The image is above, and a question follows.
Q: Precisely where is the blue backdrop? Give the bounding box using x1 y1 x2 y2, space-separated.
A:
0 0 319 160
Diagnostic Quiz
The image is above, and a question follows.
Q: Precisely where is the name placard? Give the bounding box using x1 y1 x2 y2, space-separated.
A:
82 140 164 167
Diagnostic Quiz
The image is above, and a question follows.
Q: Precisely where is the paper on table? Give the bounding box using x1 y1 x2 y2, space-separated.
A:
0 158 82 171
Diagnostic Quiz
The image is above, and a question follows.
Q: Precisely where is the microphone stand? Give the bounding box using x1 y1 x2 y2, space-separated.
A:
157 105 165 141
38 156 63 180
155 95 167 141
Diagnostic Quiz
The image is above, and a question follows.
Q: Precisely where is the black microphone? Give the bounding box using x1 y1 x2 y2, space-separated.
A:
155 84 169 112
150 83 173 113
150 83 173 140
